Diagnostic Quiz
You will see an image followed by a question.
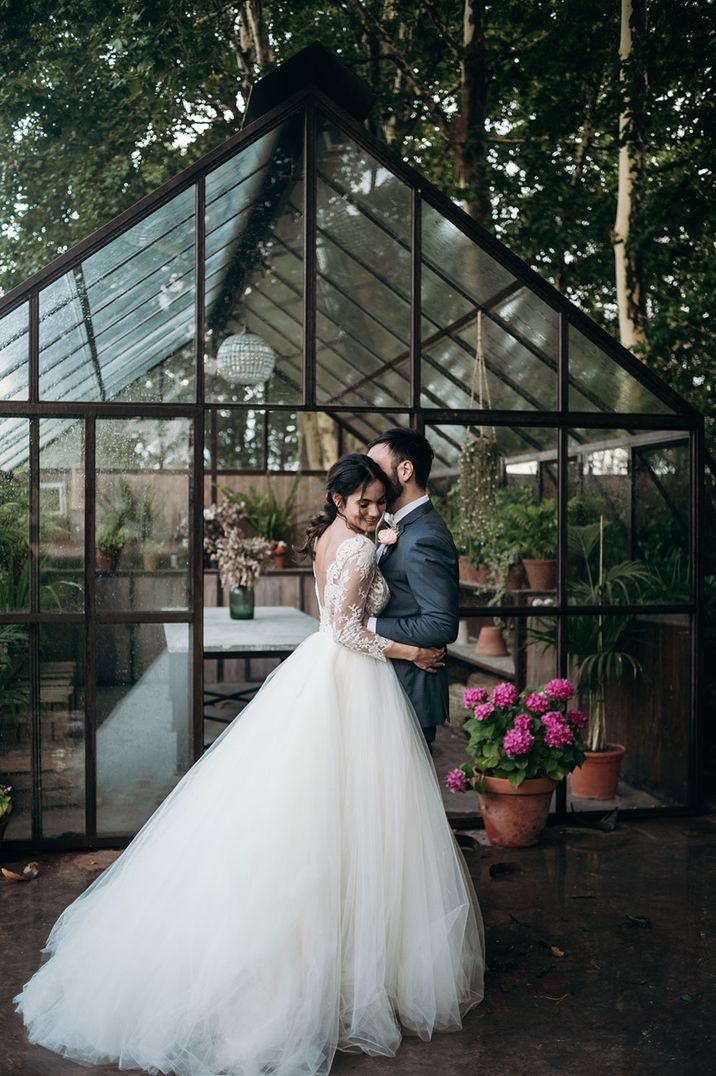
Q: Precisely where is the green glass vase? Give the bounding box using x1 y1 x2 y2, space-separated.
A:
229 585 255 620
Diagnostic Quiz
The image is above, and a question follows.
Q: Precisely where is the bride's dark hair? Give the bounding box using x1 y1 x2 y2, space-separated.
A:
296 452 389 560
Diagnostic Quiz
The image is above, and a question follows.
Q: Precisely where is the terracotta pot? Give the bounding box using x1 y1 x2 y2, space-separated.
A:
523 558 557 591
478 776 557 847
475 625 508 657
96 549 120 572
570 744 626 800
459 556 489 585
504 563 526 591
143 553 159 571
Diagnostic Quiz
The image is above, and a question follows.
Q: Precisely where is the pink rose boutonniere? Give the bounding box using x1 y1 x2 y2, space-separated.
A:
377 515 400 548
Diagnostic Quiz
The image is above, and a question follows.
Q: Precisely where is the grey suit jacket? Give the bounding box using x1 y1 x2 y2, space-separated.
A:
375 500 459 729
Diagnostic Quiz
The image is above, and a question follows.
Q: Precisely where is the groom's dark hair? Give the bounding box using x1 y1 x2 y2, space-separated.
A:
367 428 434 489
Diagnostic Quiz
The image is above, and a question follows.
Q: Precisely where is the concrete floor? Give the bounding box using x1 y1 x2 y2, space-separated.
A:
2 813 715 1076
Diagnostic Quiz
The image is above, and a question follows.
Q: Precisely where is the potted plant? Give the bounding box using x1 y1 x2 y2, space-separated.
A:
447 679 587 846
507 496 558 591
531 519 652 799
96 526 128 572
223 476 300 566
271 540 288 570
142 539 164 572
204 500 273 619
0 783 12 846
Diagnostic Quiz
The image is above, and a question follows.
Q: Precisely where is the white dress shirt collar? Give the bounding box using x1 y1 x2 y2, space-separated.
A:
392 494 430 526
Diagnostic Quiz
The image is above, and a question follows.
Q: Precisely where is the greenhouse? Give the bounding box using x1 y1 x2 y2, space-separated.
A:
0 45 705 849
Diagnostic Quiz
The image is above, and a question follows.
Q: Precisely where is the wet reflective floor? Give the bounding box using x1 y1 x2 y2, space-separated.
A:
2 813 714 1075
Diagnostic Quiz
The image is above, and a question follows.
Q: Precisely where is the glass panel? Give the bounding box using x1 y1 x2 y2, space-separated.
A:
0 624 31 838
566 613 690 809
40 625 85 837
96 622 190 835
95 419 192 613
39 418 85 612
39 188 196 403
205 117 304 406
421 202 558 410
206 409 265 471
0 302 29 401
0 418 30 612
568 429 690 605
315 118 411 408
568 324 674 414
427 424 559 609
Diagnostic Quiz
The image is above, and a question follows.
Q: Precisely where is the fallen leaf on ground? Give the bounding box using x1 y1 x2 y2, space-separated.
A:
549 945 566 958
625 913 652 928
2 861 39 882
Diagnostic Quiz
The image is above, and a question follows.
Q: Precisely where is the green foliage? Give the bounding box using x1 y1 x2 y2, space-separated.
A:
95 525 128 554
0 622 28 709
223 477 300 545
503 495 558 560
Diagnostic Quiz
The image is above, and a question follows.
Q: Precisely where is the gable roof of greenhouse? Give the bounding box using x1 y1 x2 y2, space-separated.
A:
0 45 700 473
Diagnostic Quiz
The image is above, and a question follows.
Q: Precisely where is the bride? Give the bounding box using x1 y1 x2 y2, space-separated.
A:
15 452 485 1076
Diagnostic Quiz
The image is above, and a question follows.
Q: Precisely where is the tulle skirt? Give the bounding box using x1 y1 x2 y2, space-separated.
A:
15 631 485 1076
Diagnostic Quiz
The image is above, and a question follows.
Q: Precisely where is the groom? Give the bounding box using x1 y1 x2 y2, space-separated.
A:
366 428 459 750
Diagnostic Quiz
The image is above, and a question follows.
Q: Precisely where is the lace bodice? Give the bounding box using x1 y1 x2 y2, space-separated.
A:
315 534 392 661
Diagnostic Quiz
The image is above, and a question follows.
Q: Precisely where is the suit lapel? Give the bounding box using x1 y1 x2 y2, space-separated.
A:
378 501 434 568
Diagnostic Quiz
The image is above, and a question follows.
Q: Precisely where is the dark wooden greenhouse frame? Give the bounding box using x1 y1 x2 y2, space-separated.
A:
0 72 705 850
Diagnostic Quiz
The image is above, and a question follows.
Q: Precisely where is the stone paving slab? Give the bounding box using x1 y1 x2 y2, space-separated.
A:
2 815 715 1076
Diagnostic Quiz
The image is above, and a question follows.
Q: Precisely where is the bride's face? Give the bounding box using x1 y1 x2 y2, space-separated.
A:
338 479 387 533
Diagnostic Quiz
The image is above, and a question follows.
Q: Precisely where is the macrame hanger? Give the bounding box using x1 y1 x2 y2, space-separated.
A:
468 310 494 441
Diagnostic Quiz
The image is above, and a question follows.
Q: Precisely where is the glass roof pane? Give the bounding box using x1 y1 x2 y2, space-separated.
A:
315 117 411 408
421 202 557 410
39 189 196 403
568 324 673 414
0 302 29 402
205 114 304 406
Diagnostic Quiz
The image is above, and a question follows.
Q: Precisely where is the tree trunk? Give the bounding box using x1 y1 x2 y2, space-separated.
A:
612 0 647 351
452 0 490 224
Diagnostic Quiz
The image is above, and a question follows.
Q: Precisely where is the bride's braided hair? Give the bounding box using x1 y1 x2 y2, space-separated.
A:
296 452 390 560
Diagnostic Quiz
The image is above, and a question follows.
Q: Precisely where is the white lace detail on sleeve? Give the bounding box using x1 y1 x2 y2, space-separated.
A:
320 535 392 661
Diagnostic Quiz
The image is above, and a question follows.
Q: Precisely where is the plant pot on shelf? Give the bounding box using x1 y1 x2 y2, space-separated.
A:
504 563 526 591
229 585 255 620
570 743 626 800
475 625 508 657
458 556 489 585
478 776 557 847
272 554 286 571
96 550 120 572
523 558 557 591
143 553 159 571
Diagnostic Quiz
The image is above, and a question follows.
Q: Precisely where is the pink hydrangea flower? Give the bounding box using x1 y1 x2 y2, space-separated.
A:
544 678 574 702
446 769 469 793
503 726 534 756
524 691 550 714
464 686 489 709
492 682 518 707
513 712 533 730
474 702 495 721
567 710 588 728
541 711 574 747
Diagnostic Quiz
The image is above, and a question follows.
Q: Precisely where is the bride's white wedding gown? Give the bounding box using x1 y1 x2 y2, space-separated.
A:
16 534 485 1076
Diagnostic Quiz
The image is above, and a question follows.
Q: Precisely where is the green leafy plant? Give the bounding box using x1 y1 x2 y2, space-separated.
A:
223 476 300 546
96 525 128 554
0 555 82 612
531 519 653 752
0 623 29 708
0 783 12 818
505 497 558 560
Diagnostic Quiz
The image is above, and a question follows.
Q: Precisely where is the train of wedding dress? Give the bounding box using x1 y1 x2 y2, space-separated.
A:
16 535 484 1076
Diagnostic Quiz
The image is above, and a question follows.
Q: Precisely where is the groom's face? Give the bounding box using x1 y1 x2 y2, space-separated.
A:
367 443 402 506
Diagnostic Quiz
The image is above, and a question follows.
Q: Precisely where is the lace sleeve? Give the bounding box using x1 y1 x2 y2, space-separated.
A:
328 537 394 661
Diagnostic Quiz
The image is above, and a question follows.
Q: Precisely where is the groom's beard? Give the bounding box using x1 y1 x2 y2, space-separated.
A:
386 466 404 509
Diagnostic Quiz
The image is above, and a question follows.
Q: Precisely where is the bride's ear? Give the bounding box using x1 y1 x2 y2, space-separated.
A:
331 493 344 511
